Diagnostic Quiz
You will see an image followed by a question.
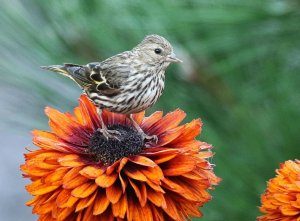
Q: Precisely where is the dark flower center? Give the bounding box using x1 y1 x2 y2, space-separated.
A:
88 124 144 165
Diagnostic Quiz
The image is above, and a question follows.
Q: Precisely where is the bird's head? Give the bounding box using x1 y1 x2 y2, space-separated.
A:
133 34 182 66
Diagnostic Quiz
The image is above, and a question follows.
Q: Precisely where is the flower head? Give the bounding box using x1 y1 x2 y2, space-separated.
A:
258 160 300 221
21 95 220 221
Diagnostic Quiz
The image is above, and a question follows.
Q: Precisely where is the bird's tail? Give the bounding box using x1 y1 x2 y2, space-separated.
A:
41 63 92 89
40 65 70 77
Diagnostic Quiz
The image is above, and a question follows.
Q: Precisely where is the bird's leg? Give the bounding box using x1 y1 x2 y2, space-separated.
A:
97 108 121 140
129 114 158 144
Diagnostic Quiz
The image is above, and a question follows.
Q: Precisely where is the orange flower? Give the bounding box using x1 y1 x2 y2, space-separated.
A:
21 95 220 221
258 160 300 221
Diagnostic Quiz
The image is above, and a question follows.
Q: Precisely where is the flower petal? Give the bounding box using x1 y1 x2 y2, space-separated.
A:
78 95 101 130
146 109 186 136
280 204 300 216
128 155 157 167
63 167 88 189
119 173 128 193
26 179 59 195
71 182 98 198
32 130 85 153
43 167 69 185
131 111 145 125
163 195 181 220
75 191 97 212
95 172 118 188
162 155 196 176
157 125 185 146
58 154 85 167
123 165 147 181
170 119 202 144
93 190 110 215
140 166 164 184
112 194 127 219
106 181 123 203
45 107 90 145
56 189 78 208
141 111 163 131
128 179 147 206
147 187 167 209
79 165 105 179
117 157 128 173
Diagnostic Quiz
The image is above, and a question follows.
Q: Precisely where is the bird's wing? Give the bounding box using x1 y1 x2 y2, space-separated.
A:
87 51 135 96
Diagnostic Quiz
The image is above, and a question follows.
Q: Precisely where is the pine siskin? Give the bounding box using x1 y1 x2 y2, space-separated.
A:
41 34 182 141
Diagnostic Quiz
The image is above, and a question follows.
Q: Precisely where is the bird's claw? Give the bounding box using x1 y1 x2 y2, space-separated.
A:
97 128 121 141
142 134 158 147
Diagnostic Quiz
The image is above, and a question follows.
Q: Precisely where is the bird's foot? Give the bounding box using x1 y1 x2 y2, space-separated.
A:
97 128 121 141
142 133 158 147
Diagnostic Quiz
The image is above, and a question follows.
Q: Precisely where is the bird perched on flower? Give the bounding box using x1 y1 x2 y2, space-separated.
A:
42 34 182 141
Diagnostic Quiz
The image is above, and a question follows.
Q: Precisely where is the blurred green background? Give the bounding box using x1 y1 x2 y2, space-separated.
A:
1 0 300 220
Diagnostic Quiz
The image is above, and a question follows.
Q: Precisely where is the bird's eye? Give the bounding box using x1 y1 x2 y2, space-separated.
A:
154 48 162 54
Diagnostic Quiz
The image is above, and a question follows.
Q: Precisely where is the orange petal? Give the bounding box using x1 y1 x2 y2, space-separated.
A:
140 166 164 184
146 109 186 136
71 182 98 198
45 107 90 145
93 190 110 215
157 125 185 146
147 187 167 208
112 194 127 218
73 106 85 126
280 204 300 216
137 203 153 221
32 131 84 153
181 170 203 180
56 207 74 221
119 173 128 193
179 201 203 218
95 172 118 188
162 177 185 194
141 111 163 131
63 167 88 189
128 156 157 167
123 165 147 181
43 167 69 185
26 179 59 195
146 180 165 193
131 111 145 125
98 208 115 221
21 164 50 177
75 191 97 212
56 189 78 208
140 182 148 207
162 155 196 176
171 140 203 150
106 160 120 175
58 154 85 167
170 119 202 144
79 165 105 179
106 181 123 203
78 95 101 130
162 195 181 220
273 193 295 203
129 179 147 206
152 152 178 164
117 157 128 173
150 204 164 221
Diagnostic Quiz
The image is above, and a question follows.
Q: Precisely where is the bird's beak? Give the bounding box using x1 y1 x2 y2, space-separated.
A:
166 52 183 63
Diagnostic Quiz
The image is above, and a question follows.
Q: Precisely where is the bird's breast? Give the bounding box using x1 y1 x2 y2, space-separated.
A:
88 69 166 115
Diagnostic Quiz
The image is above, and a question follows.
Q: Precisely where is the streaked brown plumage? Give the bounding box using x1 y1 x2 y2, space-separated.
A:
42 34 182 140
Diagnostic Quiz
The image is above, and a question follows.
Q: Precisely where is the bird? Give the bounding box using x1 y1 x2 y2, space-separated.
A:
41 34 182 141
